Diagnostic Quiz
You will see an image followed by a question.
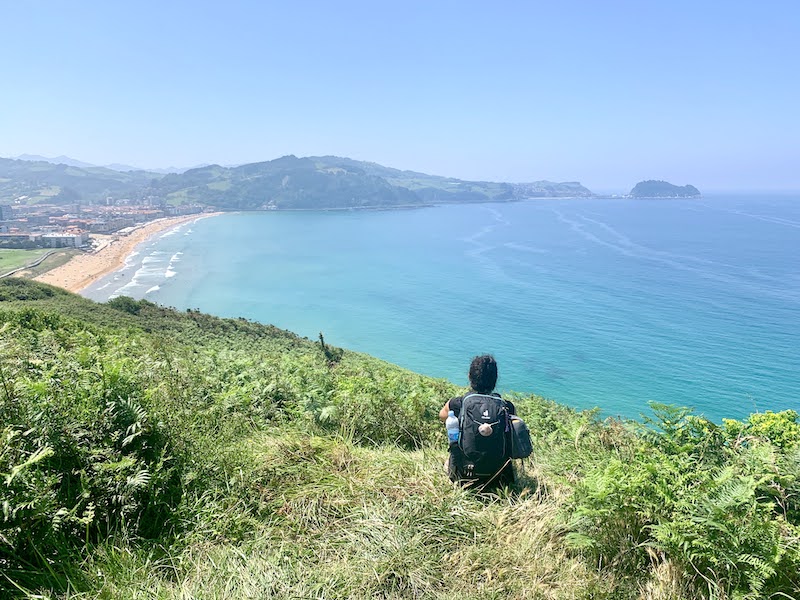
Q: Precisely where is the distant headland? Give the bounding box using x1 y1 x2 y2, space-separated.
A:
629 180 701 198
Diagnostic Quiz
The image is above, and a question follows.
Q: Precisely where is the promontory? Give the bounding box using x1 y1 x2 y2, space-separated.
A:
629 180 701 198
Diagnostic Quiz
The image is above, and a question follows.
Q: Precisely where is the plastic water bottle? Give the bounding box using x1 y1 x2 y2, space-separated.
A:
446 410 459 444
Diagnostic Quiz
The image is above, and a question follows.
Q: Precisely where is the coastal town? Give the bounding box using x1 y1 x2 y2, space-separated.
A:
0 198 207 250
0 189 217 294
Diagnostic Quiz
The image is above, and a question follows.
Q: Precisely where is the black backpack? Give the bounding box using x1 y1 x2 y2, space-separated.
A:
456 393 510 479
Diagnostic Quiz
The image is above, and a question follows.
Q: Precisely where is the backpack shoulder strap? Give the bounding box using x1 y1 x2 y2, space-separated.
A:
462 391 502 402
459 392 508 427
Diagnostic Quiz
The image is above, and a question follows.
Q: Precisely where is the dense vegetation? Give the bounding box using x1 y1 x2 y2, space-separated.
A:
0 158 157 205
630 180 701 198
1 155 593 209
1 278 798 599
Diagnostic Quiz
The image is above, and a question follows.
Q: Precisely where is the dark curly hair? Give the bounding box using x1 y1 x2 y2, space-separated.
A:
468 354 498 394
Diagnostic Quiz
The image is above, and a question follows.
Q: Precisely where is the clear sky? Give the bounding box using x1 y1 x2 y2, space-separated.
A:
1 1 798 192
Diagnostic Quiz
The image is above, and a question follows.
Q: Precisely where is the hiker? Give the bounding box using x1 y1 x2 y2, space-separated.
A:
439 354 516 488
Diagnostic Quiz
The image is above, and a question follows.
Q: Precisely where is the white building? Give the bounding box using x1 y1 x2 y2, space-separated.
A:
40 232 89 248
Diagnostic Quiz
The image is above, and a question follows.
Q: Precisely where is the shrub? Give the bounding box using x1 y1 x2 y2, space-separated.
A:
562 403 800 597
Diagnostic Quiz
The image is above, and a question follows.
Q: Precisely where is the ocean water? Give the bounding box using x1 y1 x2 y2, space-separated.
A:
83 195 800 421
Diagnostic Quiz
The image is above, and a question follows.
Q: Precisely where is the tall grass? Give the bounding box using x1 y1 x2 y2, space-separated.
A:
68 432 608 600
1 279 799 599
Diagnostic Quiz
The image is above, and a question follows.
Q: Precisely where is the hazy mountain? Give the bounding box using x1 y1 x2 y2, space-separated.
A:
14 154 97 169
102 163 150 173
103 163 208 174
9 155 202 175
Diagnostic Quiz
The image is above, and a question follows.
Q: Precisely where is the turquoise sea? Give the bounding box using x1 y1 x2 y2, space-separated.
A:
83 195 800 422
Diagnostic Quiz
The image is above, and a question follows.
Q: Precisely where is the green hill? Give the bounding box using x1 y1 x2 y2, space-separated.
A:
0 157 159 204
1 155 594 209
1 278 798 599
152 155 594 209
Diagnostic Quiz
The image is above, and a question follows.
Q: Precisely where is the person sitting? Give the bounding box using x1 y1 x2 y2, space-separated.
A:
440 354 516 488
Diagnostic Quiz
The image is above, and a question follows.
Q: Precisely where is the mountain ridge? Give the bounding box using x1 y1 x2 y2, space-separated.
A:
2 154 594 208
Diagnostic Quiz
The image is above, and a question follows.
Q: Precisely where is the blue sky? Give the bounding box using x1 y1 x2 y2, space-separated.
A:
1 1 798 192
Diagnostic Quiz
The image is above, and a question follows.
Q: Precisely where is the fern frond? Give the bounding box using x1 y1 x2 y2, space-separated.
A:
126 469 151 491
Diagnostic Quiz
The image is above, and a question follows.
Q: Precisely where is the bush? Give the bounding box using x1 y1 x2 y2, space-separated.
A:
562 403 800 597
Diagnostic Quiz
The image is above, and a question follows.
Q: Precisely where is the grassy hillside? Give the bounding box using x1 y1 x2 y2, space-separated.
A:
153 156 593 209
1 279 798 599
0 158 158 204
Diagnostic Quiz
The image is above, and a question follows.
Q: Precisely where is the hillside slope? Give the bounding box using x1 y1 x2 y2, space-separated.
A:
0 157 158 204
1 155 593 209
1 278 798 599
151 155 594 209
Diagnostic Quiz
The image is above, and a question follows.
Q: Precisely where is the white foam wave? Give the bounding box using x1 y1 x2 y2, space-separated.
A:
123 250 140 269
142 250 167 265
145 285 161 294
504 242 549 254
162 251 182 278
111 281 137 297
159 224 186 238
693 201 800 230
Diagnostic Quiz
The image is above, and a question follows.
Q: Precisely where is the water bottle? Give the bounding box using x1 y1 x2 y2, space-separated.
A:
446 410 459 444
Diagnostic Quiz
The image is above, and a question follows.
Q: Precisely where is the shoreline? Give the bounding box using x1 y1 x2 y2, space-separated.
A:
33 213 221 293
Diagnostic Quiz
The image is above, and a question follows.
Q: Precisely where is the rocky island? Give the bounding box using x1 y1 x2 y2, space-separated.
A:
629 180 701 198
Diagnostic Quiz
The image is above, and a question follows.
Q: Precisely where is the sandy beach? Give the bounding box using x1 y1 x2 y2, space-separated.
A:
34 213 220 293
